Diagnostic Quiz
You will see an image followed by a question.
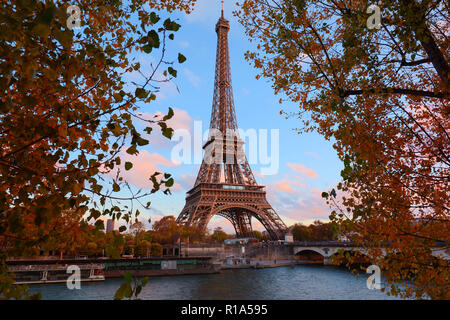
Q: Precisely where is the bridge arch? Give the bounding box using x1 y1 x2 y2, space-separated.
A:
294 249 325 263
328 249 372 267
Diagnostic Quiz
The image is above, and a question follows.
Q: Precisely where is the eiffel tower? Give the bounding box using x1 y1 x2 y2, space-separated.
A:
176 8 287 240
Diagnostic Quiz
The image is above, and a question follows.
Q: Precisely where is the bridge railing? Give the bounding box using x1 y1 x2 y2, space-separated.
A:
287 241 355 247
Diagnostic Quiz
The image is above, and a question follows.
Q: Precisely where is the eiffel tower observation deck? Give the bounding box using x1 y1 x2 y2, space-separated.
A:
176 8 287 240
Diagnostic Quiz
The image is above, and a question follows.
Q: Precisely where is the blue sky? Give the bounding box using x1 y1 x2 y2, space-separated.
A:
104 0 343 233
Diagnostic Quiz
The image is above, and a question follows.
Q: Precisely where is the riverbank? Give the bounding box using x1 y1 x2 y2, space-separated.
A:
220 259 321 269
7 256 219 284
8 253 370 285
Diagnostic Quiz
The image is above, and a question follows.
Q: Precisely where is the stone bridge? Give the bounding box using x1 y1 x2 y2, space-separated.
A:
285 241 450 265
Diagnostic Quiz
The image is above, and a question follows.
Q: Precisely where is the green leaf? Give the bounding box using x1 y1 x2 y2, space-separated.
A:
90 209 101 220
124 272 132 284
142 44 152 53
113 182 120 192
137 137 149 146
165 178 174 187
113 92 123 102
144 127 153 134
167 67 177 78
119 225 127 233
126 145 138 155
163 19 180 31
162 107 174 121
95 220 104 230
330 189 337 198
124 284 133 298
150 12 160 24
114 283 127 300
147 30 160 48
135 285 142 297
178 53 186 63
125 162 133 170
135 88 148 99
161 127 173 139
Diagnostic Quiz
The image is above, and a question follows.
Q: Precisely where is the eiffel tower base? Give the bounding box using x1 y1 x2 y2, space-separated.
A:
177 183 286 240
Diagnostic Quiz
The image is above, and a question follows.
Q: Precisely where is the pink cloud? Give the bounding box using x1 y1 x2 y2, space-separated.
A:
286 163 319 179
105 148 179 190
272 179 305 193
304 151 320 159
137 108 193 148
176 173 197 190
264 177 331 225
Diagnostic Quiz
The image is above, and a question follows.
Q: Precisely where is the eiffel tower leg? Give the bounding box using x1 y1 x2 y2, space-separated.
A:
251 206 287 240
233 211 253 238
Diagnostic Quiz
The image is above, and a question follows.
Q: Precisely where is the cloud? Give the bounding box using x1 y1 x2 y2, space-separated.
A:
105 148 179 190
264 178 331 225
137 107 193 149
179 41 190 48
286 162 319 179
184 68 201 87
184 0 222 23
176 173 197 190
253 171 266 179
304 151 320 159
272 179 306 193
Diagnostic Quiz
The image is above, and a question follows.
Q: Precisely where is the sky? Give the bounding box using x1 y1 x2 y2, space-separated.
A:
101 0 344 234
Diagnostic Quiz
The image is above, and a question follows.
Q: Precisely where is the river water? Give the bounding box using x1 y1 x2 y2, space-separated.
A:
29 265 400 300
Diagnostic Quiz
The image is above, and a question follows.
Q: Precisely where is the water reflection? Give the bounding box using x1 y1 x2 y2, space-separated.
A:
30 265 400 300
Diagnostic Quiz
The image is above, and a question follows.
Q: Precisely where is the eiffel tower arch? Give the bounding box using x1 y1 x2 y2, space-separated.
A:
176 10 287 240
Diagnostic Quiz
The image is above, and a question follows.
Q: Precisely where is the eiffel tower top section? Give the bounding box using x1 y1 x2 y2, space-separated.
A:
191 9 258 187
209 10 238 134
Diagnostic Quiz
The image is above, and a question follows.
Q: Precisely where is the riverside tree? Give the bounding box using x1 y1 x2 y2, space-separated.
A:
236 0 449 299
0 0 196 298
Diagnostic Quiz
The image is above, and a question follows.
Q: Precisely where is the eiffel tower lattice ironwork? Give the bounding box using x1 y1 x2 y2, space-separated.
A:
176 11 287 240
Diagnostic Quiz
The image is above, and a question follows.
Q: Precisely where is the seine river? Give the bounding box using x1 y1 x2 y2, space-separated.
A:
29 265 400 300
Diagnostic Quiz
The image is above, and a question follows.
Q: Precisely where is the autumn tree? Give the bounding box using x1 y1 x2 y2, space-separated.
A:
0 0 196 298
211 227 229 242
135 239 151 257
105 231 125 259
179 225 206 243
291 221 336 241
291 223 311 241
237 0 449 299
150 242 163 256
130 221 146 237
151 215 180 244
252 230 266 241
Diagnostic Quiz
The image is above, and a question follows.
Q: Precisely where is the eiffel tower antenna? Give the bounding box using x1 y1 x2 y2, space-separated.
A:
176 11 287 240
